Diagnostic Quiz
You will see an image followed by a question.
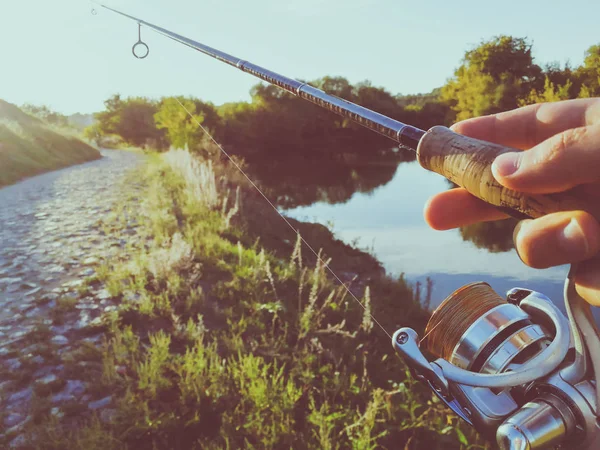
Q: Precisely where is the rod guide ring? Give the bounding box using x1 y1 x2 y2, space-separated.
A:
132 22 149 59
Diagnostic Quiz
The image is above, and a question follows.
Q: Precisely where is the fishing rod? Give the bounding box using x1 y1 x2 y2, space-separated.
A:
97 4 600 449
98 3 600 225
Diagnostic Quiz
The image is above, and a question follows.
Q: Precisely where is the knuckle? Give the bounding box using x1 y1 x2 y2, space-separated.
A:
551 128 585 160
534 128 588 184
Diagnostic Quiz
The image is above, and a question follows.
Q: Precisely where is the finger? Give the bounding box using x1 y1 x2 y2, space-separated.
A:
424 188 508 230
574 255 600 306
491 124 600 194
513 211 600 269
451 98 600 150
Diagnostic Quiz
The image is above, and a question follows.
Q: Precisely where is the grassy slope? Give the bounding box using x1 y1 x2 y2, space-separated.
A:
0 100 101 187
14 149 485 449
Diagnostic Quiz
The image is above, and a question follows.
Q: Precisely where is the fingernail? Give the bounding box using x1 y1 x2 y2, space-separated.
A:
559 219 590 258
493 153 521 178
512 219 531 263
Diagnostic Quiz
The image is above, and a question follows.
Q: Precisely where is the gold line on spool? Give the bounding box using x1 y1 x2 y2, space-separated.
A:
424 282 506 361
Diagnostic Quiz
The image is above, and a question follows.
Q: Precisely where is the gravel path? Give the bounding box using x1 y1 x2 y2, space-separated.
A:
0 150 144 445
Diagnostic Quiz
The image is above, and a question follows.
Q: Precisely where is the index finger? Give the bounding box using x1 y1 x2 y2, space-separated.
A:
451 98 600 150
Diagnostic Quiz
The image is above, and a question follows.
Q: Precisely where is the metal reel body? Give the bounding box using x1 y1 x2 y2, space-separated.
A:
393 288 599 450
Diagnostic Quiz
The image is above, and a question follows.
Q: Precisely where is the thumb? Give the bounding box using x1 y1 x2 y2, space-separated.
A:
491 124 600 194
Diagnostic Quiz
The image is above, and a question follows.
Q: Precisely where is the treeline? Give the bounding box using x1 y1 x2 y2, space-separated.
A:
85 79 446 157
88 35 600 154
21 104 94 132
85 35 600 212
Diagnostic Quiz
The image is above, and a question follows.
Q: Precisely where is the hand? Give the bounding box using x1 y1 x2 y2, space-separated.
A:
424 98 600 306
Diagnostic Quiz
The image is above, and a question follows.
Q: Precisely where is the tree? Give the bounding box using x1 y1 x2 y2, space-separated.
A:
83 123 103 146
575 44 600 97
154 97 205 150
520 76 573 105
21 104 69 128
441 36 542 120
95 95 167 149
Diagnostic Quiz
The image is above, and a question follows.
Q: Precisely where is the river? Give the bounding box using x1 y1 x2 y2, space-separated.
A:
284 160 598 321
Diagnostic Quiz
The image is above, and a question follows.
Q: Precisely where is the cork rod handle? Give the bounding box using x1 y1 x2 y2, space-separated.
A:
417 126 600 221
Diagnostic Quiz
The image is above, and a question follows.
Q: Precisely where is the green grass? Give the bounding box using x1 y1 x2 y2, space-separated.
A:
0 100 101 187
16 149 488 450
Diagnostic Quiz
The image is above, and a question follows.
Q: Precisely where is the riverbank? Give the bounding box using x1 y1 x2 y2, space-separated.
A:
1 148 481 449
0 150 145 449
0 100 101 188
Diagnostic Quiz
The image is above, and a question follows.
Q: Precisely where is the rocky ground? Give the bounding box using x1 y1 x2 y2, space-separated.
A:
0 150 144 447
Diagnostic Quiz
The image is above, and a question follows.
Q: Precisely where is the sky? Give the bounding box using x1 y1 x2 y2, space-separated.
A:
1 0 599 115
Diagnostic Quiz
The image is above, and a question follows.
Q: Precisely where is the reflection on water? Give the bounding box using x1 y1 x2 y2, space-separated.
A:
284 160 600 322
247 148 412 209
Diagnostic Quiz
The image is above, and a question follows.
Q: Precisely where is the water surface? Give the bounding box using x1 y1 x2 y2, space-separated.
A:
284 161 588 319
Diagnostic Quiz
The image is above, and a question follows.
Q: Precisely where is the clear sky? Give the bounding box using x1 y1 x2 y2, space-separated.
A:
2 0 599 115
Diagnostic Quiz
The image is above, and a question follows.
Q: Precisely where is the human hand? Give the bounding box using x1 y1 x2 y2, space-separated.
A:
424 98 600 305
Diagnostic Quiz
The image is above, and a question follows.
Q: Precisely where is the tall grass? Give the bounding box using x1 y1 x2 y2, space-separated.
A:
163 148 219 209
20 149 486 450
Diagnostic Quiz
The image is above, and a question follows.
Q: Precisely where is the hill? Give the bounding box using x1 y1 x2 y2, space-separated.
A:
0 100 101 187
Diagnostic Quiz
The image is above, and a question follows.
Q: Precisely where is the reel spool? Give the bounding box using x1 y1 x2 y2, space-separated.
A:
424 282 550 375
393 282 600 450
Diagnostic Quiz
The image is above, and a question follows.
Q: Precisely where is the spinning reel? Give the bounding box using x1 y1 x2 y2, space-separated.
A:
393 267 600 449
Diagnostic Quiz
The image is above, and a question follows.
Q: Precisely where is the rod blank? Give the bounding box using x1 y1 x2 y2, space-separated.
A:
99 3 425 150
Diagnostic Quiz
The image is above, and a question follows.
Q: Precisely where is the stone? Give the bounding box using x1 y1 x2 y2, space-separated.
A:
9 434 26 449
89 317 103 328
11 330 27 340
51 335 69 346
50 325 69 335
37 374 58 385
24 287 42 297
88 396 112 410
76 302 100 310
31 356 45 365
47 265 66 274
75 314 90 330
4 413 25 428
6 284 23 293
50 407 64 419
6 359 22 371
83 257 99 266
96 289 111 300
63 380 87 398
0 277 23 285
100 408 117 424
62 279 84 289
51 392 76 404
33 366 54 379
80 268 95 277
8 388 32 405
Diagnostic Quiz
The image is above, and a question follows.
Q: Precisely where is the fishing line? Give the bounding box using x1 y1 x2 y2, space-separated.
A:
418 319 442 346
174 99 393 340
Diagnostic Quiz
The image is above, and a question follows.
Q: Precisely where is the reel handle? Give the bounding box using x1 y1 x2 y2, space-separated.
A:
417 126 600 221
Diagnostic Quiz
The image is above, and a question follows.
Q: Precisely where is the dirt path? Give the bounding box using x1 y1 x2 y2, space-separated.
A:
0 150 144 445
